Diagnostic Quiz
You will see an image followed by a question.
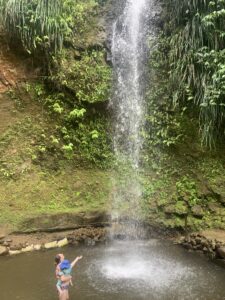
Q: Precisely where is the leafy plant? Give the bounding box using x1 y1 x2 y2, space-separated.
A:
0 0 100 59
176 176 200 207
62 143 74 159
54 50 112 103
161 0 225 148
0 0 67 54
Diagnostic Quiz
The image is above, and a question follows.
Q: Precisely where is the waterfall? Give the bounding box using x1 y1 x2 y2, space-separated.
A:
110 0 151 238
111 0 149 167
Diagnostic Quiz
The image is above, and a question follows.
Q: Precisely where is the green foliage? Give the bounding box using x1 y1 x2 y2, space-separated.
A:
53 103 64 114
161 0 225 148
55 50 112 103
0 0 66 54
0 0 99 56
145 36 184 150
68 108 86 120
30 85 113 167
66 118 113 166
62 143 73 159
62 0 97 35
176 176 200 207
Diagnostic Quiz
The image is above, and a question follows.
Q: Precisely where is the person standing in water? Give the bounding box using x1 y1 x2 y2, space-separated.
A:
55 253 83 300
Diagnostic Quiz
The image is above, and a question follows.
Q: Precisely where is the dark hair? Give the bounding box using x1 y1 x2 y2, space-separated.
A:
55 255 61 265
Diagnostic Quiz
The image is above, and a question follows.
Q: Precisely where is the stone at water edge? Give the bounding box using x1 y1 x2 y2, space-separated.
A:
34 244 41 251
44 241 58 249
0 245 8 255
216 247 225 259
57 238 68 247
21 245 34 253
9 250 21 255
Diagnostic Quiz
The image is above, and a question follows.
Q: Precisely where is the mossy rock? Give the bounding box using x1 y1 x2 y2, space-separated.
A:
164 202 188 216
191 205 205 218
207 203 221 214
159 217 185 229
210 185 225 206
156 198 168 208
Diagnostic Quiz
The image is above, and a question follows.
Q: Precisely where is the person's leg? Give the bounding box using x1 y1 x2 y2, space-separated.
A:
60 290 67 300
65 289 69 300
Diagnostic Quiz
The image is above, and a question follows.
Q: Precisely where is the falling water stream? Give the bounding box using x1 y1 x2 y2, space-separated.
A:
111 0 149 166
110 0 152 235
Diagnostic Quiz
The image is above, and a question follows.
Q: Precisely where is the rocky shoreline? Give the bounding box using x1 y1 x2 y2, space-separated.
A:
177 230 225 265
0 227 107 256
1 222 225 271
0 216 225 266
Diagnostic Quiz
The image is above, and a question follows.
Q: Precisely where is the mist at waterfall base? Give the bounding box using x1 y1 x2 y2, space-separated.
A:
1 241 225 300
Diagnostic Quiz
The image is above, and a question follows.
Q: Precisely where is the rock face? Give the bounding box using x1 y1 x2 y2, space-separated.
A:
20 212 110 232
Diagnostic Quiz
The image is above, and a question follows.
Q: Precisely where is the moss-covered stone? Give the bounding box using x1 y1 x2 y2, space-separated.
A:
164 202 188 216
191 205 205 218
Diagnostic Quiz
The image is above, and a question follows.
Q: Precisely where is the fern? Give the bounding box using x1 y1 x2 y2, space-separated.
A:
163 0 225 147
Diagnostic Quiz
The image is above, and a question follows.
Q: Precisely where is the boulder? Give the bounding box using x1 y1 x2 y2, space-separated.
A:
9 250 21 255
57 238 68 248
164 205 176 214
207 203 221 214
191 205 204 218
10 245 22 251
5 238 12 243
2 241 10 247
164 202 188 216
216 247 225 259
174 202 188 216
34 244 41 251
0 245 8 256
209 186 225 206
44 241 58 249
21 245 34 253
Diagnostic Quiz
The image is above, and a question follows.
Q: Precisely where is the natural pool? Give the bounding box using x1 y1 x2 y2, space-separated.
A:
1 240 225 300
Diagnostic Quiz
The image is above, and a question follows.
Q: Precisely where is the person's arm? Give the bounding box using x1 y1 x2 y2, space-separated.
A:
71 256 83 268
55 265 60 278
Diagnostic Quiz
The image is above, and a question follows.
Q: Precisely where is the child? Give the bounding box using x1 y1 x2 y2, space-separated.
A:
56 256 83 298
56 259 72 296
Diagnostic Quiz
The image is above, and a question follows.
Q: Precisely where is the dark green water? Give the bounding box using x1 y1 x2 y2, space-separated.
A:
0 240 225 300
